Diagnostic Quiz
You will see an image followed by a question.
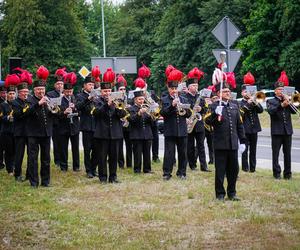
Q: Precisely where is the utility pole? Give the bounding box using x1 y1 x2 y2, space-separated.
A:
101 0 106 57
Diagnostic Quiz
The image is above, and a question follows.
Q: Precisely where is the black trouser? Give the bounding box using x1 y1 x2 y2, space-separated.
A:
27 136 51 186
1 133 15 173
14 136 28 178
118 138 125 168
242 133 258 172
60 134 80 171
205 129 214 163
163 136 187 177
214 149 239 198
132 139 152 173
52 126 61 165
187 130 207 169
0 133 5 167
94 138 119 181
124 130 132 168
82 131 96 174
271 135 292 178
151 122 159 160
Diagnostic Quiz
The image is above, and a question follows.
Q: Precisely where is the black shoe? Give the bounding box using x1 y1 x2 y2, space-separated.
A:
190 166 198 171
41 183 50 187
228 195 240 201
31 185 38 189
15 176 24 182
242 168 249 172
144 170 154 174
0 164 5 170
109 178 120 184
73 168 80 172
178 175 187 180
284 175 292 180
216 195 225 201
61 168 67 172
92 172 98 177
250 169 256 173
208 161 213 164
87 172 94 178
201 168 212 172
163 175 171 181
99 179 107 184
274 175 281 180
119 165 125 169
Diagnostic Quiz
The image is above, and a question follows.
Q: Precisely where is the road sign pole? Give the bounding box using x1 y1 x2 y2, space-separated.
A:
101 0 106 58
226 17 230 73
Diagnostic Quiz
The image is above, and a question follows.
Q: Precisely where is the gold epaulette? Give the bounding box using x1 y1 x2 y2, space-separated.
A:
23 104 29 113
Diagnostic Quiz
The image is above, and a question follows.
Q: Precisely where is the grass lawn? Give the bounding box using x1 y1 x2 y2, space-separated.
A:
1 161 300 249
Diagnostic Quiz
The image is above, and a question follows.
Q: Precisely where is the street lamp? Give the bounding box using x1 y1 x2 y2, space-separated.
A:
101 0 106 57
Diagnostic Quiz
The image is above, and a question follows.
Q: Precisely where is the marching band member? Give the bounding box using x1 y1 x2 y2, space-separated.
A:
0 74 18 175
116 74 131 169
92 68 126 183
239 72 263 173
58 72 80 172
184 67 210 172
0 84 7 170
128 87 153 173
205 69 246 201
267 71 296 180
47 67 65 167
26 66 54 187
12 70 32 181
160 68 192 180
76 73 96 178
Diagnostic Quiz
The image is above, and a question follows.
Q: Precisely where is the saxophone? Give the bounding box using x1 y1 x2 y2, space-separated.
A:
187 94 202 134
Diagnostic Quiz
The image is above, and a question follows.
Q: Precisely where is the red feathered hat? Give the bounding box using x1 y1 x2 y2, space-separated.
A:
34 65 49 88
91 66 101 83
138 64 151 79
165 65 176 78
63 72 77 89
18 70 33 90
116 74 127 89
225 72 236 89
243 72 255 85
167 69 183 88
134 77 146 89
4 74 20 92
101 68 115 89
187 67 204 85
275 71 289 88
55 67 67 81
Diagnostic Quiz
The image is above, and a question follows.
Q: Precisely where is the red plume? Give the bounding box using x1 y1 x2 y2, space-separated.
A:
64 72 77 85
243 72 255 85
134 77 146 89
91 66 101 82
165 65 176 78
36 65 49 81
138 64 151 79
117 74 127 87
226 72 236 89
4 74 20 87
20 70 33 85
277 71 289 86
55 67 67 79
103 68 115 83
167 69 183 82
207 85 216 92
187 67 204 80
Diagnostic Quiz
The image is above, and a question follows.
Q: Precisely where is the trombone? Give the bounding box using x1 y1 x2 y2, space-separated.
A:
283 93 300 116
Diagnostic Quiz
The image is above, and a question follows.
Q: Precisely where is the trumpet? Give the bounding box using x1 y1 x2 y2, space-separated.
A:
283 93 300 116
174 93 189 116
140 103 161 120
245 91 266 105
45 96 61 114
109 91 126 110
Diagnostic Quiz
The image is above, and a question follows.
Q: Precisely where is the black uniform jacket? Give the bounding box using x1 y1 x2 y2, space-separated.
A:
128 104 153 140
239 99 263 134
160 93 192 137
76 91 95 132
205 101 246 150
93 96 126 139
12 97 30 137
0 101 14 134
184 92 206 133
25 95 54 137
57 96 80 136
267 96 295 135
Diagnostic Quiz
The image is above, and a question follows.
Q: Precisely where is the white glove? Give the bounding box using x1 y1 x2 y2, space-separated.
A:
215 105 223 116
238 144 246 154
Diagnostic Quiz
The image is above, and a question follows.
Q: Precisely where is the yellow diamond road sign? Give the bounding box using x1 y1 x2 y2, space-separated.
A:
79 66 90 79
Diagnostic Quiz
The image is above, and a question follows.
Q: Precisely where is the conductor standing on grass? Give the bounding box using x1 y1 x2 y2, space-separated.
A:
266 71 296 180
205 68 246 201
